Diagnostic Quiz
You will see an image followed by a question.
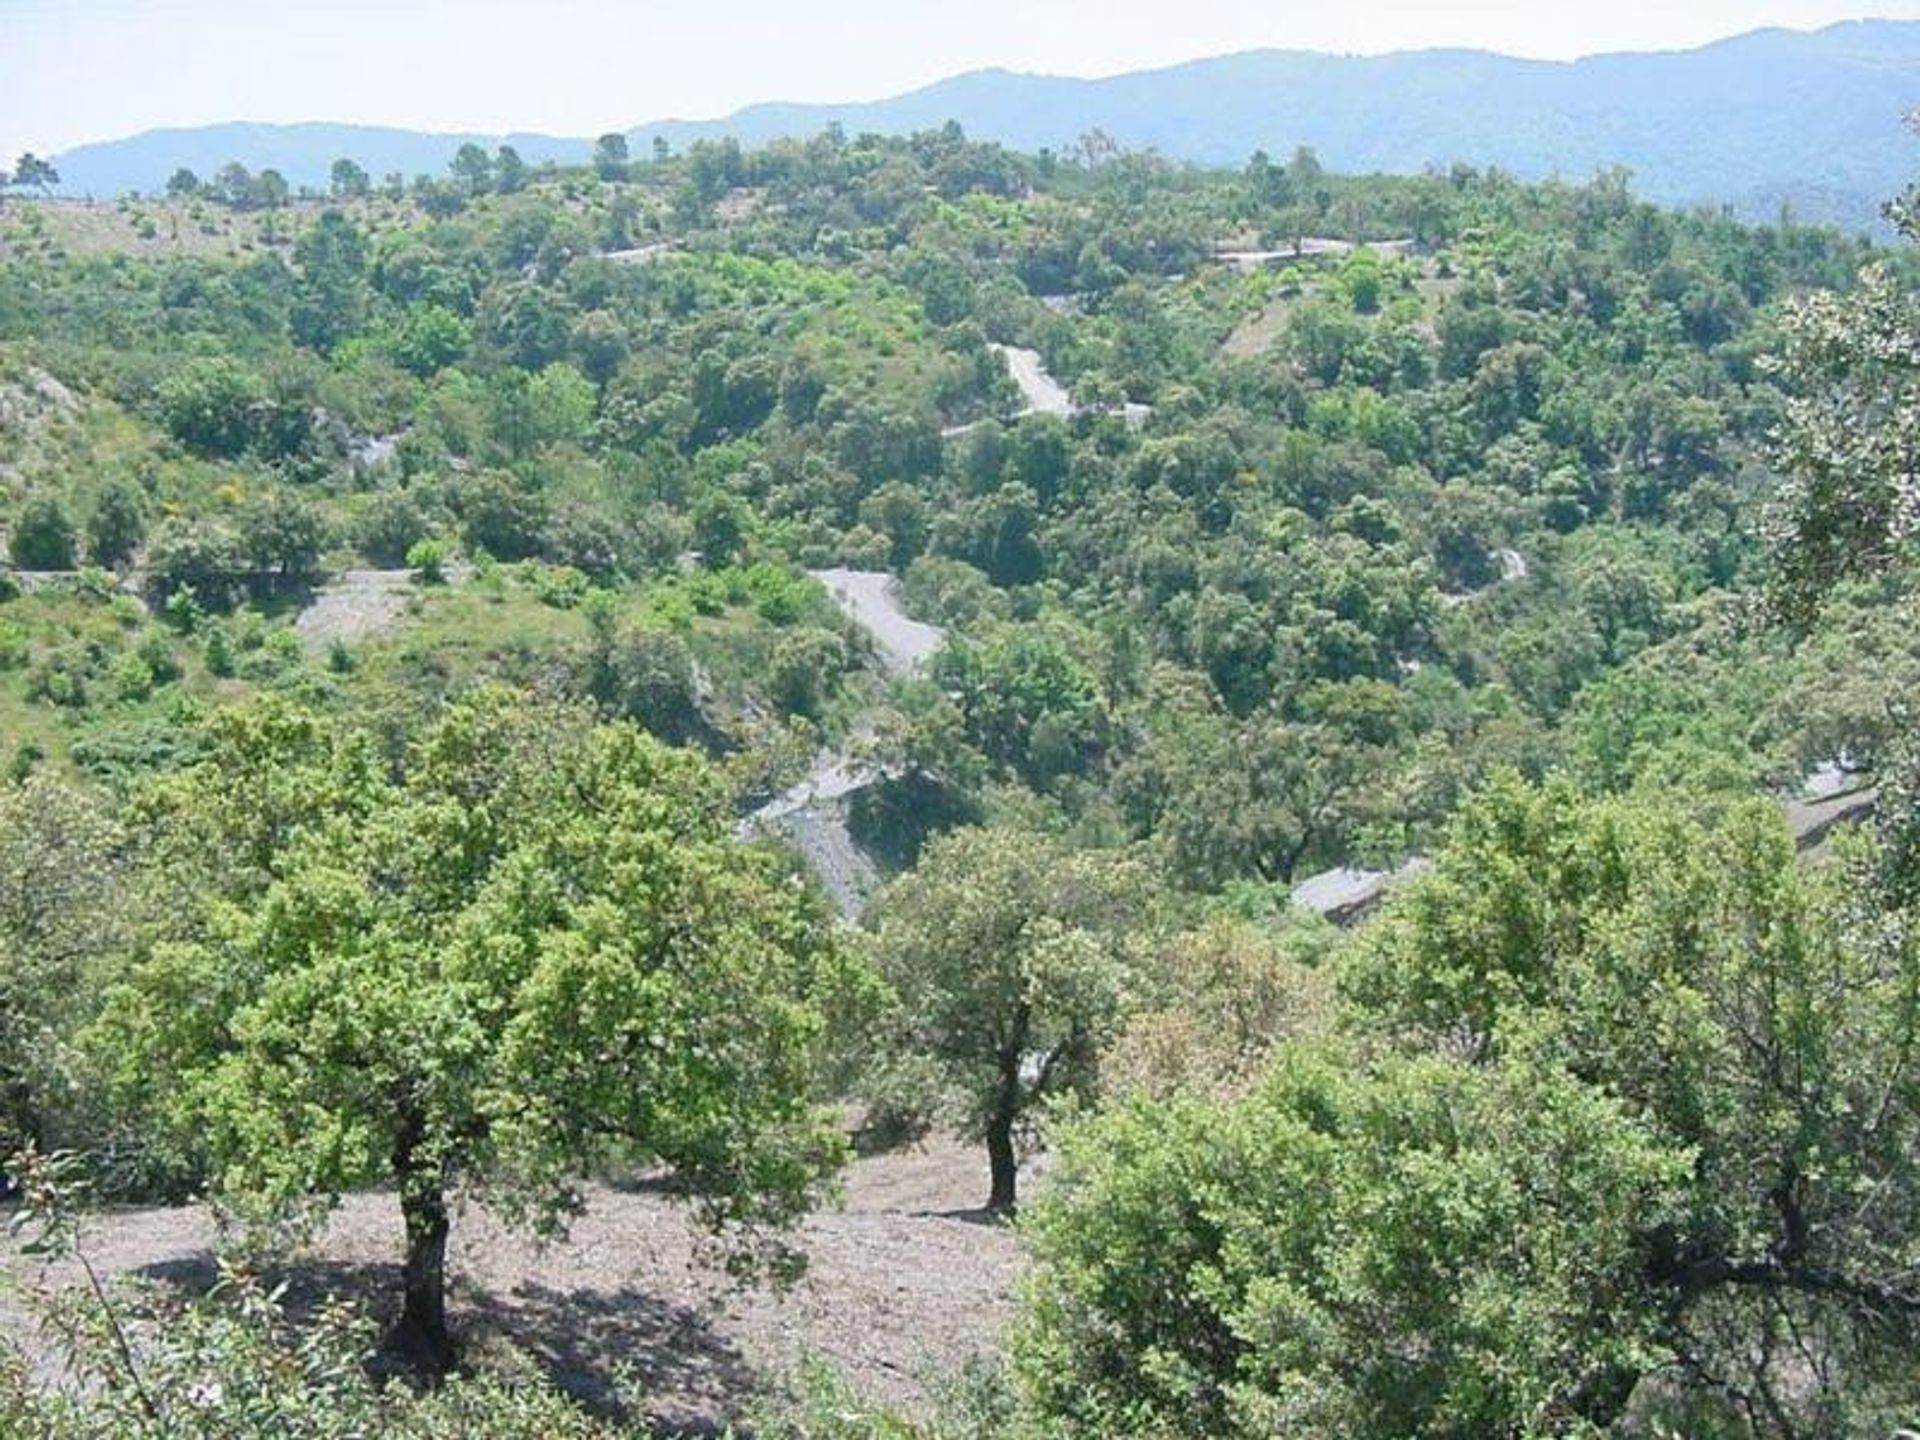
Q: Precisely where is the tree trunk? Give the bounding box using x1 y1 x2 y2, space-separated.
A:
986 1111 1018 1214
392 1103 453 1375
985 1026 1027 1215
397 1179 454 1374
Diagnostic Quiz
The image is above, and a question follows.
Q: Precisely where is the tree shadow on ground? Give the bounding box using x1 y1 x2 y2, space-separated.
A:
136 1253 759 1437
911 1206 1014 1228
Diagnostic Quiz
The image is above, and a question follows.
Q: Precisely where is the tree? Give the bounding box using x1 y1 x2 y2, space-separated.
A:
163 167 201 199
0 776 126 1159
593 132 631 182
255 168 289 210
290 208 369 352
449 142 493 197
590 621 705 745
455 469 548 560
494 143 530 194
389 304 470 376
8 495 77 569
1765 246 1920 623
237 490 328 580
91 691 861 1367
143 517 244 609
156 357 263 457
328 156 371 199
1100 917 1334 1103
11 153 59 195
85 477 147 568
352 489 430 567
871 827 1153 1211
1018 1048 1682 1438
1342 778 1920 1431
1019 779 1920 1435
768 627 848 720
212 160 255 209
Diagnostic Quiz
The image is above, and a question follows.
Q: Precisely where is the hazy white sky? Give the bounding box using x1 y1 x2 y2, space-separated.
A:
4 0 1917 156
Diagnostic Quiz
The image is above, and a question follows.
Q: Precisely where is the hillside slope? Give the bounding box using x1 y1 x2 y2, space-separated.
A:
47 21 1920 230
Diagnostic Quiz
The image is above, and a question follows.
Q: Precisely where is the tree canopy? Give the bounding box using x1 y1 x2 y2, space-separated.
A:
90 689 865 1364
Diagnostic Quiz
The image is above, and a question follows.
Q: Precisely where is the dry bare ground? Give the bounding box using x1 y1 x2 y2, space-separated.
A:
0 1137 1021 1435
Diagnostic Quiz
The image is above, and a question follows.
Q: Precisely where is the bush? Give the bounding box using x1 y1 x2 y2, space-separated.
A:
0 619 27 670
353 489 432 567
25 649 92 708
526 562 591 609
768 627 848 719
146 518 244 610
155 357 263 458
109 650 157 702
595 622 703 743
456 470 547 561
85 478 147 568
406 538 448 584
9 495 78 569
1015 1050 1683 1439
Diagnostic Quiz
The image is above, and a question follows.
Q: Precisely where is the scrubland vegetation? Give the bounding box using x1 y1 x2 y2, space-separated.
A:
4 122 1920 1436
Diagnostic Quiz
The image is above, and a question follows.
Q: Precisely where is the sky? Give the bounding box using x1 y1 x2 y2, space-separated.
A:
5 0 1918 157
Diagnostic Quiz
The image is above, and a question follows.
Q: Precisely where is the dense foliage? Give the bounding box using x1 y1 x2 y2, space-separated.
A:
6 123 1920 1436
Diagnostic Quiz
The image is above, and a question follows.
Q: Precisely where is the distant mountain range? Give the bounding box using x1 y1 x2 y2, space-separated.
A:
45 20 1920 231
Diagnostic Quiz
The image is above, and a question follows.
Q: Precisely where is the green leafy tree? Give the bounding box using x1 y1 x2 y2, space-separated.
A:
163 167 200 199
237 490 328 580
352 489 432 568
8 495 77 569
91 692 861 1367
290 209 370 353
768 627 849 720
144 517 244 609
84 477 146 568
156 356 263 458
11 153 59 195
211 160 255 208
1343 778 1920 1431
1018 1049 1683 1438
455 469 548 561
0 776 126 1159
389 304 470 377
328 156 371 199
449 142 493 197
871 827 1153 1211
494 143 530 194
590 621 704 744
1764 229 1920 622
593 133 631 182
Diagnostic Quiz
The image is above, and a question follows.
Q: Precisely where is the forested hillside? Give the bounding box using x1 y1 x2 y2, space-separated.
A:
46 21 1920 231
4 125 1920 1436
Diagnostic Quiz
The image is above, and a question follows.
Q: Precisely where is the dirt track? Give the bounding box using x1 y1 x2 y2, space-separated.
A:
1 1137 1021 1434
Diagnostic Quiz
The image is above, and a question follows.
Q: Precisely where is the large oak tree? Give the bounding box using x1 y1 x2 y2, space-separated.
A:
93 689 864 1367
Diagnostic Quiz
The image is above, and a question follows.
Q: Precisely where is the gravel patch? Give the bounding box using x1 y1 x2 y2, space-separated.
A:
1 1138 1019 1432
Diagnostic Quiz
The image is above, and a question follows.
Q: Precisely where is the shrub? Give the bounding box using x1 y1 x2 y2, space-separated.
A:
354 489 432 567
405 538 448 584
85 478 147 568
9 495 78 569
146 519 244 610
768 626 849 720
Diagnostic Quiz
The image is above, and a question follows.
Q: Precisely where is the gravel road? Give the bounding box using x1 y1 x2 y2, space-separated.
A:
806 569 945 678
